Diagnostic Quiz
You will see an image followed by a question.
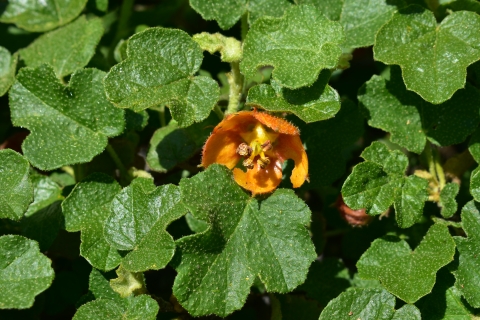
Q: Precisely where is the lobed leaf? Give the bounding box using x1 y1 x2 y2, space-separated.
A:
9 65 125 171
189 0 291 30
104 178 186 272
0 235 54 309
0 47 18 97
0 0 87 32
73 295 158 320
357 223 456 303
241 5 345 89
358 69 480 154
439 183 459 218
246 71 340 123
0 149 33 221
374 5 480 104
172 164 316 317
104 27 219 127
19 16 104 78
62 173 122 271
453 201 480 308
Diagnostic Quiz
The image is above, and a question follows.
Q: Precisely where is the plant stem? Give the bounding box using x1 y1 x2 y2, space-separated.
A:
226 61 243 114
433 148 446 189
241 14 248 41
106 144 131 183
213 104 224 120
158 106 166 127
109 0 134 64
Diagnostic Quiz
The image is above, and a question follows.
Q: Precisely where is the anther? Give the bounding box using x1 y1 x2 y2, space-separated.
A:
261 140 272 152
243 158 255 169
236 143 252 157
257 157 270 169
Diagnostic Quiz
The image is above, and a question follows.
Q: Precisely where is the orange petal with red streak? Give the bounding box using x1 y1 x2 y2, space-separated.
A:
233 159 283 195
275 134 309 188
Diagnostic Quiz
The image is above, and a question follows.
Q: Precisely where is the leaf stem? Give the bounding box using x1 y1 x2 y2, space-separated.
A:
106 144 131 183
213 104 224 120
241 14 248 41
158 106 166 127
226 61 244 115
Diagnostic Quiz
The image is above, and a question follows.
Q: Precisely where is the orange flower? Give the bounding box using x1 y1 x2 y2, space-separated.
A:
202 110 309 195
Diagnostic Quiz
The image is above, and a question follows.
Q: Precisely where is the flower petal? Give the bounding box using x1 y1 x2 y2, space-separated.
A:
202 131 244 169
233 159 282 195
253 111 299 135
275 134 309 188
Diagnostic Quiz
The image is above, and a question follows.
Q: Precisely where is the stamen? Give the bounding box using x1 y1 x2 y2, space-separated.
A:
261 140 272 152
236 143 252 157
257 157 270 169
243 158 255 169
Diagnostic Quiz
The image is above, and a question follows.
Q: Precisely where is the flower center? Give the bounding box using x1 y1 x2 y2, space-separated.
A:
236 123 278 170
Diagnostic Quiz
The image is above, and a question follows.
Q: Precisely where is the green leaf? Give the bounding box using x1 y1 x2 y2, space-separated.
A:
19 16 104 78
439 183 459 218
342 142 429 228
318 288 396 320
9 65 125 170
246 70 340 123
25 175 62 217
0 0 87 32
193 32 242 62
22 201 63 251
62 173 122 271
357 223 456 303
109 265 146 298
88 268 121 301
374 5 480 104
469 126 480 163
146 115 217 173
358 69 480 154
172 164 316 317
0 235 54 309
189 0 291 30
104 27 219 127
0 47 18 97
0 149 33 221
417 268 474 320
470 166 480 202
299 99 364 187
73 295 159 320
391 304 421 319
104 178 186 272
298 258 351 306
241 5 345 89
453 201 480 308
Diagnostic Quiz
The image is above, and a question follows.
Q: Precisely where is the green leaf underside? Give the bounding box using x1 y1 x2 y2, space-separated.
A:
342 142 429 228
357 223 456 303
453 201 480 308
19 16 104 78
0 47 18 97
0 235 54 309
104 27 219 127
62 173 122 271
416 268 473 320
109 265 146 298
0 0 88 32
172 165 316 317
146 115 217 173
319 288 420 319
374 5 480 104
0 149 33 221
104 178 186 272
246 70 340 123
190 0 291 30
241 5 345 89
358 69 480 154
9 65 125 171
73 295 159 320
439 183 459 218
300 99 364 187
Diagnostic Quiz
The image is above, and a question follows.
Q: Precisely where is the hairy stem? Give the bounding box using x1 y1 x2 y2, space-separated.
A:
213 104 224 120
106 143 131 183
226 61 243 114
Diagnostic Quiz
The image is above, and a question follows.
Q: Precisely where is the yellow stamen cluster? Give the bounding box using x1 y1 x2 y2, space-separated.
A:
236 123 276 170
